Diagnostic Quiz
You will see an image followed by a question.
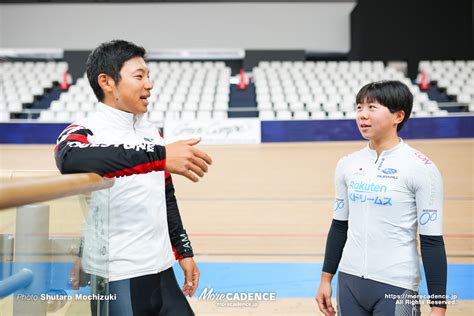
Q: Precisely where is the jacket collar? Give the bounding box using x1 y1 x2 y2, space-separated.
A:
97 102 144 129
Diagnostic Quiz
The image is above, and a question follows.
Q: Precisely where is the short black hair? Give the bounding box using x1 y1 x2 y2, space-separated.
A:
86 40 146 101
356 80 413 131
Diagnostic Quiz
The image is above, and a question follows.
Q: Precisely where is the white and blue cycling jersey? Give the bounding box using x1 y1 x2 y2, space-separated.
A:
333 139 443 291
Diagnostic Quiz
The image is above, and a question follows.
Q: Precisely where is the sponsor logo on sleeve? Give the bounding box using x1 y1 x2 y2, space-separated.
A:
419 209 438 225
414 152 432 165
334 199 345 211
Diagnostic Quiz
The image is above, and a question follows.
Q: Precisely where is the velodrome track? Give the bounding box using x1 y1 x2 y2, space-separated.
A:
0 139 472 315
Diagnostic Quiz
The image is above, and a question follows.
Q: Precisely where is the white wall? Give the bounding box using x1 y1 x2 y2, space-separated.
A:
0 2 354 52
0 5 4 47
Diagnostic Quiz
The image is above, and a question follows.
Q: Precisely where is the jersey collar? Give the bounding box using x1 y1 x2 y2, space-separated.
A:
367 138 405 158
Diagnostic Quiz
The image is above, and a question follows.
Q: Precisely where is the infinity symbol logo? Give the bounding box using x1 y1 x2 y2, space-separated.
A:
419 210 437 225
334 199 345 211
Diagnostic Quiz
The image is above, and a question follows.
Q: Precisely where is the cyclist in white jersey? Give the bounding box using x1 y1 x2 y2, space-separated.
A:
56 40 213 315
315 81 447 316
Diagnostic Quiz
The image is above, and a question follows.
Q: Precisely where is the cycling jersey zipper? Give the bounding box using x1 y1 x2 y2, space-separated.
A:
362 154 380 279
362 194 368 279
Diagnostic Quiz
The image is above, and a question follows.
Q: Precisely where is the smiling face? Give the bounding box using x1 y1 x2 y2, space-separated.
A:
101 56 153 114
356 100 405 142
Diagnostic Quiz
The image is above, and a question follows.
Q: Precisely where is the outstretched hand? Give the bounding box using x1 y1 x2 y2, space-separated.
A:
165 138 212 182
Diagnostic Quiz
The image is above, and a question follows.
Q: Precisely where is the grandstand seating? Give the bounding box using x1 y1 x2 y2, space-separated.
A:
418 60 474 106
0 61 69 121
39 61 231 122
253 61 450 120
3 60 474 123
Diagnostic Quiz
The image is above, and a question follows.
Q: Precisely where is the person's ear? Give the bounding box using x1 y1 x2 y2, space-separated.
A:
97 73 115 94
394 110 405 126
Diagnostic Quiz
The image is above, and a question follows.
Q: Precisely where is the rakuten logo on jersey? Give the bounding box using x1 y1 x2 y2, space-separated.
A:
349 181 392 206
349 181 388 193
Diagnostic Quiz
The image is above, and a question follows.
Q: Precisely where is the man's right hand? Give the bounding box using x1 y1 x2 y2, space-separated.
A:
316 274 336 316
165 138 212 182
